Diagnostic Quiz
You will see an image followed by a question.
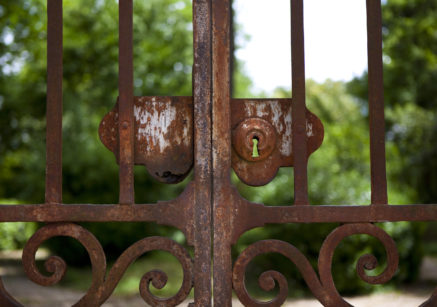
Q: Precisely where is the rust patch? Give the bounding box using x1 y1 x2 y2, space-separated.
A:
100 97 323 186
231 98 324 186
99 96 194 184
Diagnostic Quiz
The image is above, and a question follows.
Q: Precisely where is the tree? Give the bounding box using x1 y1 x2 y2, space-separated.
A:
0 0 196 204
0 0 199 262
348 0 437 203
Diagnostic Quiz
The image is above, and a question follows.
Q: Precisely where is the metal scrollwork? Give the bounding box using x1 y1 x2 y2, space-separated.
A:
12 223 193 307
318 223 399 293
232 239 329 307
100 235 193 306
22 222 106 306
233 223 399 307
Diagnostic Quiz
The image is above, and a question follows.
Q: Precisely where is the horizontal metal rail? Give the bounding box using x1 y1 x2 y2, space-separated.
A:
1 203 437 223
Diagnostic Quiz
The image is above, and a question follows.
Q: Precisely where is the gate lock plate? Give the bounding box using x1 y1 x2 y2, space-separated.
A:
99 96 324 186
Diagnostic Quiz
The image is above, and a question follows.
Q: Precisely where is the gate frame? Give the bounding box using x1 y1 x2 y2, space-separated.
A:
1 0 437 306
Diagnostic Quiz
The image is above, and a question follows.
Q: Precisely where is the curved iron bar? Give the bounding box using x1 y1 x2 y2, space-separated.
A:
232 223 399 307
17 223 193 306
420 289 437 307
318 223 399 306
319 223 399 285
0 278 22 306
22 223 106 306
99 235 193 306
233 239 330 307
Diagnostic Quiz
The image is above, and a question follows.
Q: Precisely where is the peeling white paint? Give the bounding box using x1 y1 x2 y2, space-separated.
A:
269 100 283 133
255 103 268 117
245 101 269 118
182 124 190 146
281 108 292 156
134 102 177 153
244 100 283 133
307 122 314 137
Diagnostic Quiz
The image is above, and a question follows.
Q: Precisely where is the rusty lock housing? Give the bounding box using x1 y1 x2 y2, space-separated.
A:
99 97 324 186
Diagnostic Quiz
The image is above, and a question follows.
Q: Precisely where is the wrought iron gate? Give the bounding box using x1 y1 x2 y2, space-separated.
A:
1 0 437 306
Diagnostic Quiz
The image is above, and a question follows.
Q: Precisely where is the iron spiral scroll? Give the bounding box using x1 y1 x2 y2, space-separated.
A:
0 223 193 307
232 223 399 307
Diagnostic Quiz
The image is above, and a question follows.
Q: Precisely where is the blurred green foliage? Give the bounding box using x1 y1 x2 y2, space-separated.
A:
0 0 194 261
237 81 415 206
0 199 36 251
0 221 35 251
0 0 193 204
0 0 434 298
234 81 423 296
348 0 437 204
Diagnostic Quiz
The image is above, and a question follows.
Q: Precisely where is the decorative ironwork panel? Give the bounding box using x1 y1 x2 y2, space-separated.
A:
210 0 437 306
0 0 437 306
0 0 212 305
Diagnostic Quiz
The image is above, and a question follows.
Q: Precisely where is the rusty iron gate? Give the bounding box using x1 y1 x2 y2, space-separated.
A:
1 0 437 306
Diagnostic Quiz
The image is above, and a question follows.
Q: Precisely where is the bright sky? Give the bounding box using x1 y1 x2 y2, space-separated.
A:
234 0 368 93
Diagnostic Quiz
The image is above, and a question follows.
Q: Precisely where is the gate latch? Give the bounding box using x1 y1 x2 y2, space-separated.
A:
99 97 324 186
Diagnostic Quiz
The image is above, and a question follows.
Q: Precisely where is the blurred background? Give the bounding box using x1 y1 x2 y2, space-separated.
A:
0 0 437 305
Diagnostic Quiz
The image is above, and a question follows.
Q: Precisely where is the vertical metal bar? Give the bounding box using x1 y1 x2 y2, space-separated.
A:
45 0 63 205
212 0 233 305
193 0 212 305
229 2 235 97
291 0 309 205
118 0 135 205
366 0 388 205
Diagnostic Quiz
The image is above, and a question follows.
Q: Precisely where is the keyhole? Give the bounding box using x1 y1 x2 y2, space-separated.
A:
252 136 259 158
